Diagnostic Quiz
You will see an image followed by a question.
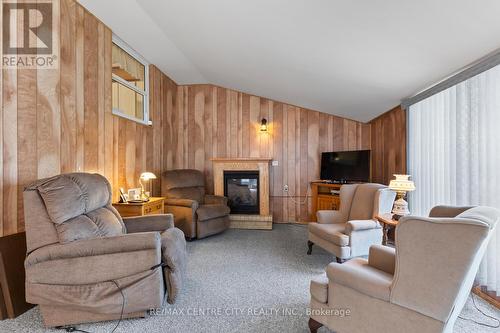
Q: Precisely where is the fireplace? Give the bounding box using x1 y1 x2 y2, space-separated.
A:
224 171 260 214
212 158 272 230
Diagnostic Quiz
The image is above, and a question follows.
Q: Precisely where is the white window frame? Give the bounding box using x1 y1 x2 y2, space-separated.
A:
111 34 150 125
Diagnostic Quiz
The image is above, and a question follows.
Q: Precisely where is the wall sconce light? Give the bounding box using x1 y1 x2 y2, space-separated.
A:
260 118 268 132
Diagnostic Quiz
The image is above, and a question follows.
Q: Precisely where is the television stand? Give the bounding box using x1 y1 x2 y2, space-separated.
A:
310 181 342 222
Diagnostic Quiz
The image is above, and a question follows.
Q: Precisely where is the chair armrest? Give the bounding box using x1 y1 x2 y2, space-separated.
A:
25 232 161 266
428 205 474 218
316 210 345 224
123 214 174 233
326 258 393 301
25 233 162 285
345 219 381 233
204 194 228 206
164 198 199 209
368 245 396 275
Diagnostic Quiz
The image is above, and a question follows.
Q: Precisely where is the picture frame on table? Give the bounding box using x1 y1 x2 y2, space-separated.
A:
127 188 142 202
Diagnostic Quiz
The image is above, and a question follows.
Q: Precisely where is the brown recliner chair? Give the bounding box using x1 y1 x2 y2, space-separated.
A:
23 173 187 327
162 169 230 240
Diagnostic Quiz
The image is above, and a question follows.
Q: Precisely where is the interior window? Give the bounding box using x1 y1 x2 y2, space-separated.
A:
112 36 149 124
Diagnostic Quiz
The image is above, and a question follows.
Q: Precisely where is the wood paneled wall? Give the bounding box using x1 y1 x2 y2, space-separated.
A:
0 0 171 236
164 85 371 223
0 0 405 235
370 106 407 185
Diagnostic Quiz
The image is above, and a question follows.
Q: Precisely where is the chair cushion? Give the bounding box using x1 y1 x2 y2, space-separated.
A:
162 169 206 203
167 187 205 204
327 258 392 302
308 223 350 247
349 183 386 221
26 173 125 244
196 204 230 221
33 173 112 224
310 273 329 303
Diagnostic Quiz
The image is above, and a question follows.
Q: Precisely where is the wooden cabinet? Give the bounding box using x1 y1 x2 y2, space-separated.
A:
310 182 342 222
112 197 165 217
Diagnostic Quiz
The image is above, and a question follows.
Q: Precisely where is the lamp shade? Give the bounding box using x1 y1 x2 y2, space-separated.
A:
389 174 415 192
140 172 157 181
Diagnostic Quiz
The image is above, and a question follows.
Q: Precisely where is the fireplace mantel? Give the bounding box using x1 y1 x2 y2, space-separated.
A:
211 158 272 230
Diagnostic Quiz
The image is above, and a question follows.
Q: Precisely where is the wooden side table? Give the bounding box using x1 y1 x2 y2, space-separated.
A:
376 214 399 246
112 197 165 217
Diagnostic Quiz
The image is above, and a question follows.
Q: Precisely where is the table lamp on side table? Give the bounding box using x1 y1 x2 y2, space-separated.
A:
139 172 157 201
389 174 415 220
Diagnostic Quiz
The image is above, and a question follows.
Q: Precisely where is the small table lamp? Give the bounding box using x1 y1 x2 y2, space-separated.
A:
389 174 415 220
139 172 157 201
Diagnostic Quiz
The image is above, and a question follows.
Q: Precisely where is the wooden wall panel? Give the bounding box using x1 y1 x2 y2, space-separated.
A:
0 0 172 236
164 85 371 223
370 106 407 185
0 0 405 235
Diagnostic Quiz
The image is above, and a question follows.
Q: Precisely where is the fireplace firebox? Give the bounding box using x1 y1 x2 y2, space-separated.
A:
223 171 260 214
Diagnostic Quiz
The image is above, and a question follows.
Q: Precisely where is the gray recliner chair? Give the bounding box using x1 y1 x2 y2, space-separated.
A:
23 173 187 327
308 205 499 333
162 169 230 240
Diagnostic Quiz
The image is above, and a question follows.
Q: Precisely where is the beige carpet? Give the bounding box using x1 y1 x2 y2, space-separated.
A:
0 224 498 332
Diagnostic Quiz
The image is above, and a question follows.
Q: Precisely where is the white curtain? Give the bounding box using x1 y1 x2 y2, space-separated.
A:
408 65 500 296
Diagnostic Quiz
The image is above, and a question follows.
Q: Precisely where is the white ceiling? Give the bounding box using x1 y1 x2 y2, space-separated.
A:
79 0 500 122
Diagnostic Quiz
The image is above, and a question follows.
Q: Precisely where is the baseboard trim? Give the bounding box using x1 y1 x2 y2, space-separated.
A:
472 285 500 310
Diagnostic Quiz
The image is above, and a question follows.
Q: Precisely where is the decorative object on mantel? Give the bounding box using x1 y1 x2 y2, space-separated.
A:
139 172 157 201
260 118 268 132
211 158 272 230
389 174 415 220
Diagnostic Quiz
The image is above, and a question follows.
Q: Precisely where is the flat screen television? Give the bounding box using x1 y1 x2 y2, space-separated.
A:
320 150 370 182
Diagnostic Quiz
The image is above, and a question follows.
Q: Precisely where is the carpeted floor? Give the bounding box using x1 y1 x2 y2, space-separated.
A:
1 224 499 333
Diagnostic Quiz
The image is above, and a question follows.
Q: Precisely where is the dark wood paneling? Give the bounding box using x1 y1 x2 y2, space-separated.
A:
165 85 371 223
0 232 34 318
370 106 407 185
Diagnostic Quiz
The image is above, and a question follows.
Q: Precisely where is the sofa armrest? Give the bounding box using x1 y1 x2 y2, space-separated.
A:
345 219 381 233
368 245 396 275
326 258 393 301
165 198 199 209
204 194 228 206
123 214 174 233
317 210 345 224
25 232 161 266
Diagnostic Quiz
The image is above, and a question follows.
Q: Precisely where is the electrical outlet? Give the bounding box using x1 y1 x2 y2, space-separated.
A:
283 184 289 192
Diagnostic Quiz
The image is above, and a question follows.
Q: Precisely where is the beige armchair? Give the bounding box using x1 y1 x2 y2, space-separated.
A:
307 183 396 262
162 169 230 240
308 205 499 333
23 173 187 327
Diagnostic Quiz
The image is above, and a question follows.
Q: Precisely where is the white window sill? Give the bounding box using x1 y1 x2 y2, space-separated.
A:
112 109 152 126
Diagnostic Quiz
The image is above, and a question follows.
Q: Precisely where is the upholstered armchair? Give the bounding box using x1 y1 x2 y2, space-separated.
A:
23 173 187 327
308 205 499 333
307 183 395 262
162 169 230 240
